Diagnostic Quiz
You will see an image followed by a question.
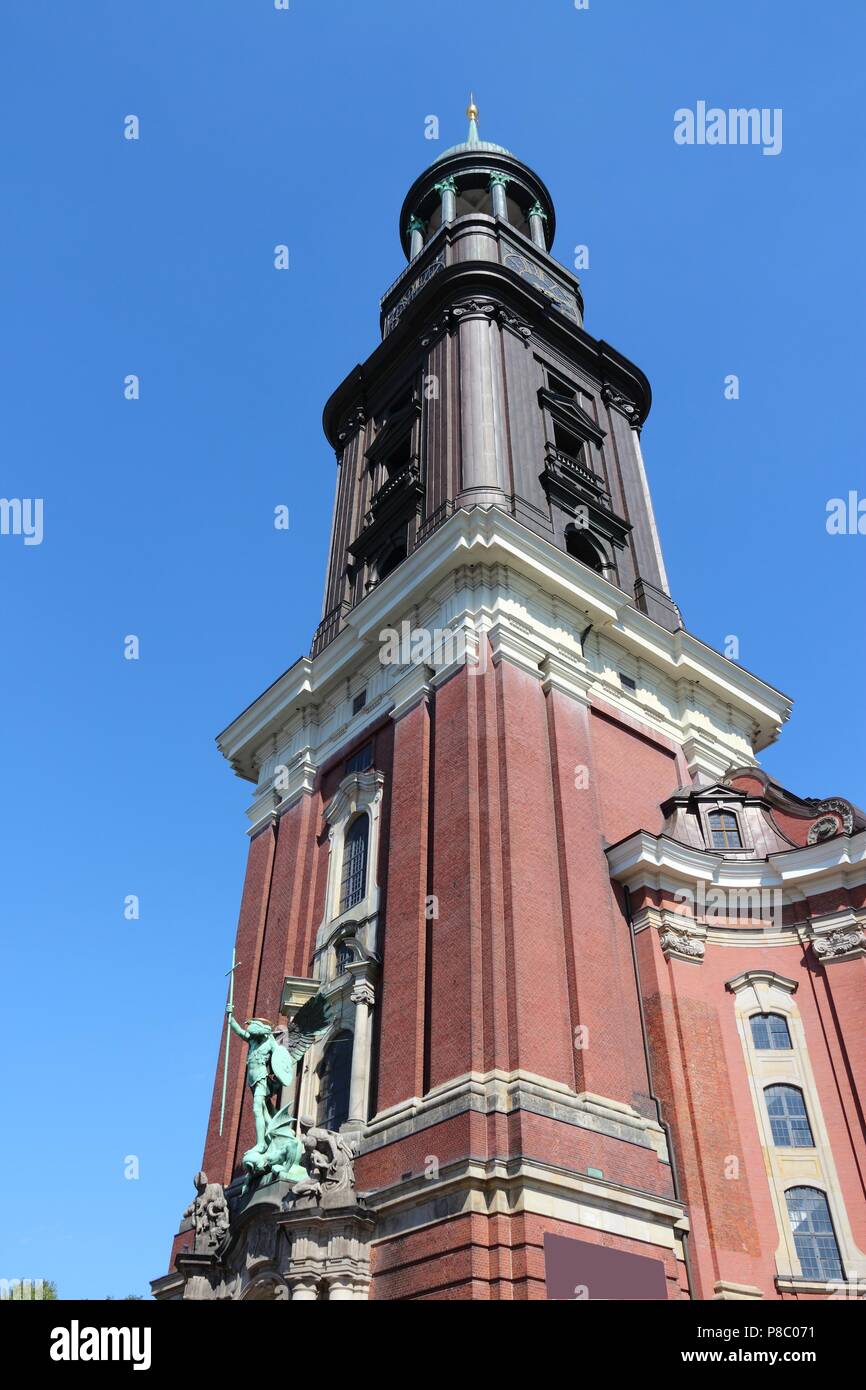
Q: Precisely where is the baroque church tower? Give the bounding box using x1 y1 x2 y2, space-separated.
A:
154 105 866 1302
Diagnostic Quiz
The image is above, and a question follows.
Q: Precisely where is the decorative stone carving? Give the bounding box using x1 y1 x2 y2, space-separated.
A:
336 404 366 447
383 251 446 335
810 798 855 835
811 928 866 962
244 1219 277 1269
601 382 643 429
808 814 842 844
495 305 533 340
181 1172 230 1255
289 1123 358 1202
659 928 706 962
450 298 498 322
501 250 579 322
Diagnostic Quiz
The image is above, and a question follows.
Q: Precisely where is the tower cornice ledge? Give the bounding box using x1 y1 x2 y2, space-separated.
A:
323 233 649 446
216 506 791 784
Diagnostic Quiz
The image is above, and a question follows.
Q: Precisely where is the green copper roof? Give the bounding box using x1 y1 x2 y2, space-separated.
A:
433 138 513 164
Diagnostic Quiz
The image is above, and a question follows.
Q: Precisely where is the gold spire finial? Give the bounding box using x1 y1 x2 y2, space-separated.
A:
467 92 478 123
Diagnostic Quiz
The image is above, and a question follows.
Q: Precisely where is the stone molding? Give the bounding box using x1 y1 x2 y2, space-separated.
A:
361 1068 670 1163
366 1154 687 1257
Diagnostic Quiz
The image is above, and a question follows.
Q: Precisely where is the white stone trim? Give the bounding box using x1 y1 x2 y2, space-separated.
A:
320 768 384 933
362 1068 670 1163
217 508 791 804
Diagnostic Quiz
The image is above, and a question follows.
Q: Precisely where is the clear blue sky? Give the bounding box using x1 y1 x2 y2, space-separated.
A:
1 1 863 1299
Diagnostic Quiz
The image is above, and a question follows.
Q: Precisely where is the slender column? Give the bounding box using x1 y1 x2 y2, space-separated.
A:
489 171 510 220
407 213 425 259
346 973 375 1125
434 175 457 224
528 200 548 250
457 303 509 506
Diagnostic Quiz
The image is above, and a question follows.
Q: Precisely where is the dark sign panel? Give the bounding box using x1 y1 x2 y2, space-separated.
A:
544 1233 669 1301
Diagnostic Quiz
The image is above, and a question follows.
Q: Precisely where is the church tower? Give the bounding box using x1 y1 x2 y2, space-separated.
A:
154 105 866 1302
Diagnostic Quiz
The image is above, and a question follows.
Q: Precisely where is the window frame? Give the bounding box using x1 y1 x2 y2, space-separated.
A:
749 1012 793 1051
784 1187 844 1283
764 1084 815 1149
339 813 370 915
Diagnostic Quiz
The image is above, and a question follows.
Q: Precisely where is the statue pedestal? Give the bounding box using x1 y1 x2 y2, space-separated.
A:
278 1202 376 1302
175 1252 222 1301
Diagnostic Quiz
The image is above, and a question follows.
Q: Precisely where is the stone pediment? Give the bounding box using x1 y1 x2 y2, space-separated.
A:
538 386 607 446
364 399 421 465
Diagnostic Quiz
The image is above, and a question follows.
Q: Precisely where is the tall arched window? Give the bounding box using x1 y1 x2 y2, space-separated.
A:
708 810 742 849
750 1013 792 1050
316 1030 353 1132
765 1085 814 1148
785 1188 843 1281
340 815 369 912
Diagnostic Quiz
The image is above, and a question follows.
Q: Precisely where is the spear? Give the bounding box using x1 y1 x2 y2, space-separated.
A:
219 949 242 1137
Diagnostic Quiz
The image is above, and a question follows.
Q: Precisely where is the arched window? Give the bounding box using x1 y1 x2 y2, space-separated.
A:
785 1188 843 1282
765 1085 814 1148
750 1013 792 1050
316 1030 353 1132
565 529 605 574
708 809 742 849
340 815 369 912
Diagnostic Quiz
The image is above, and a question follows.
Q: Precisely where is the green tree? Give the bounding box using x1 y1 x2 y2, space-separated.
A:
2 1279 58 1300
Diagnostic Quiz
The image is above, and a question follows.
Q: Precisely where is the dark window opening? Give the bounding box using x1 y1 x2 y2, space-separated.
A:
340 815 369 912
453 179 494 219
765 1085 814 1148
378 540 407 581
785 1188 843 1282
708 810 742 849
351 690 367 716
504 193 531 238
346 741 373 775
553 420 585 463
316 1031 353 1132
566 529 605 574
750 1014 792 1050
384 436 412 478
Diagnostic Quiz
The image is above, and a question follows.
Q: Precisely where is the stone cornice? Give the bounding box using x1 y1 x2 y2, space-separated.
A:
607 826 866 894
217 506 791 784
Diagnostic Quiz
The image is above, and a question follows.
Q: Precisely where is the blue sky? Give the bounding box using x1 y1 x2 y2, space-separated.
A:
1 1 863 1298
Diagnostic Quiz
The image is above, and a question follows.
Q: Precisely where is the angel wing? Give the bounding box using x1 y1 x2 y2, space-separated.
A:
284 991 333 1061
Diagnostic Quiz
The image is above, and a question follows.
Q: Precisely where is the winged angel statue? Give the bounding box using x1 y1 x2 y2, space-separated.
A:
226 993 332 1184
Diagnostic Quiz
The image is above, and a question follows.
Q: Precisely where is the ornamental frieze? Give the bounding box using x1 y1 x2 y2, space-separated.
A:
382 251 446 336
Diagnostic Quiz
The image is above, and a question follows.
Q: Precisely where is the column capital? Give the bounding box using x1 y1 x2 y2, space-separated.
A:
349 976 376 1008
